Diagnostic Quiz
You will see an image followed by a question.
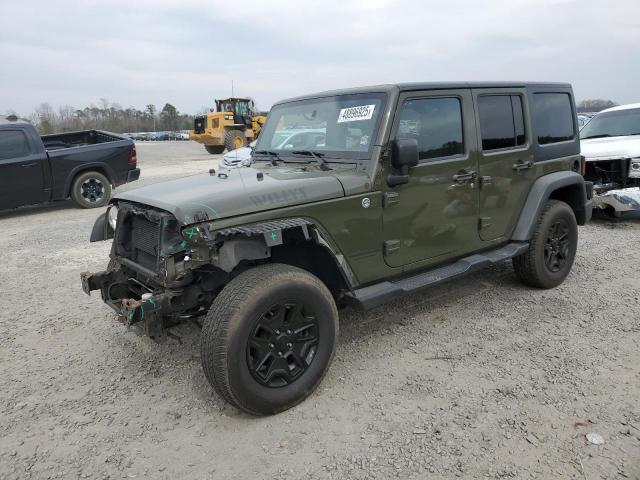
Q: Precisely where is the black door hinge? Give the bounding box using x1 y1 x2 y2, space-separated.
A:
384 240 401 255
383 191 399 207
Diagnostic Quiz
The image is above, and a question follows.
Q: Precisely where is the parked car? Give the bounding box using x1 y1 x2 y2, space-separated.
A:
179 131 190 141
577 113 593 128
0 116 139 210
580 103 640 216
152 131 169 141
82 82 591 415
221 140 256 168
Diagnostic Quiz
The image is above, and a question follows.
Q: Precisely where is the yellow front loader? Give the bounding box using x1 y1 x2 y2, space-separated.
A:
189 98 267 154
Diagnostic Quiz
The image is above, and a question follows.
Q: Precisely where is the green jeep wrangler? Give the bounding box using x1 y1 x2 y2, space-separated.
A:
82 82 592 415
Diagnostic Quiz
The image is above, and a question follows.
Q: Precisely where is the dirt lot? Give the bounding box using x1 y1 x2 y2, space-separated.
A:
1 141 638 480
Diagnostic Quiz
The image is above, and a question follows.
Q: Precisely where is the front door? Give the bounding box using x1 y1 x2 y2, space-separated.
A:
382 89 480 268
0 129 47 209
472 89 535 241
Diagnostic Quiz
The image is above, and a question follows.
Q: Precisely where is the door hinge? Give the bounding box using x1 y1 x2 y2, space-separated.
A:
479 217 492 230
384 240 401 255
383 191 399 207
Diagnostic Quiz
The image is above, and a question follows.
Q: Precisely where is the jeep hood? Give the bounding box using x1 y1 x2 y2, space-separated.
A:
114 165 347 225
581 135 640 161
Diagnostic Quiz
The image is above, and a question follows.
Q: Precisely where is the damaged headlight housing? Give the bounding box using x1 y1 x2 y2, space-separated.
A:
107 205 118 230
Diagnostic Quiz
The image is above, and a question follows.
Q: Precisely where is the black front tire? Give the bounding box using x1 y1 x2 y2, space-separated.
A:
513 200 578 289
70 171 111 209
201 264 339 415
204 145 225 154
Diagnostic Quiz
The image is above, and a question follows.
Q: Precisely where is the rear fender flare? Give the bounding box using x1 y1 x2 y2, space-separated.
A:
512 171 591 241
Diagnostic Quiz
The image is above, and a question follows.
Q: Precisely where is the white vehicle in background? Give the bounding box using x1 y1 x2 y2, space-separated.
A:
221 140 256 168
580 103 640 216
179 131 190 140
221 129 327 168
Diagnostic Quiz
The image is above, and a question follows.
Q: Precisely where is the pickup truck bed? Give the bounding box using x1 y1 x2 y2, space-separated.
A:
0 117 140 210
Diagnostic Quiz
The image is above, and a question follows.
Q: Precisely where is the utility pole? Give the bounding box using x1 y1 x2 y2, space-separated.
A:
231 80 234 98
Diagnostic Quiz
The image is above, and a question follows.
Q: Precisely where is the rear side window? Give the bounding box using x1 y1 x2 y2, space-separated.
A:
533 93 574 144
477 95 526 151
0 130 30 160
397 97 463 161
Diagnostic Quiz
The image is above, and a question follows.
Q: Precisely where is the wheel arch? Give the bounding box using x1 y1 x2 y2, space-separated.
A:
512 171 591 241
65 164 114 199
213 218 356 301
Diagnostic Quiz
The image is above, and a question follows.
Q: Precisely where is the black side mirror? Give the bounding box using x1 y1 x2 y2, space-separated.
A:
392 138 419 169
387 138 418 187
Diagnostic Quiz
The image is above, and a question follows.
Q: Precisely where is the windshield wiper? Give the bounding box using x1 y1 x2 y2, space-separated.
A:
290 150 331 171
253 150 282 166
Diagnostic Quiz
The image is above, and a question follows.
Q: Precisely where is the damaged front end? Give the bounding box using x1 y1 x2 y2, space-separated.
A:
585 157 640 215
81 201 327 341
81 201 231 341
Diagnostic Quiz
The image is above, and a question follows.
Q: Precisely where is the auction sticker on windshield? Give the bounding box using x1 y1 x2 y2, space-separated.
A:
337 105 376 123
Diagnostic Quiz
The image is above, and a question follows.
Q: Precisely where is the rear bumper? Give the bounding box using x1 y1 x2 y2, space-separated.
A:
127 168 141 183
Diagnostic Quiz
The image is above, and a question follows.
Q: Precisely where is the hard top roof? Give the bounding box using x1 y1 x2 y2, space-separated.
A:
274 81 572 105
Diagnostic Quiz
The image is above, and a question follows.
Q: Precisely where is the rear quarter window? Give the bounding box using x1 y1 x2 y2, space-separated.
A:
533 93 574 145
0 130 31 160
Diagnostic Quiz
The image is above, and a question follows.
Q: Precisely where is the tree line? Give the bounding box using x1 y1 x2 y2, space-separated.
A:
8 99 197 134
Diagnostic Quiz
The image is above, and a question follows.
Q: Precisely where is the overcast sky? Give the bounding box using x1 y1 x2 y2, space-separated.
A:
1 0 638 115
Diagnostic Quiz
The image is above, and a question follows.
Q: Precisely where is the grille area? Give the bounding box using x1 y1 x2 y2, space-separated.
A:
130 214 160 271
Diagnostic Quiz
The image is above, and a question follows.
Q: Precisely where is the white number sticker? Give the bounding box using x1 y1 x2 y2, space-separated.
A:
337 105 376 123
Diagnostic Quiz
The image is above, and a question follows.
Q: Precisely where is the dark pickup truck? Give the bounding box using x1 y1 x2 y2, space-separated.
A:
0 116 140 210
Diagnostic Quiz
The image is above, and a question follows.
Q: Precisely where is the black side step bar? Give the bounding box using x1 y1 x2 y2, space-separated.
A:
344 242 529 310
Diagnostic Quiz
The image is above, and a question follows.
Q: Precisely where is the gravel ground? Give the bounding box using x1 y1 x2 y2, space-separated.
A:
1 141 638 480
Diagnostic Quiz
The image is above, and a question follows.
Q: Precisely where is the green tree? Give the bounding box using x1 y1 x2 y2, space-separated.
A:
160 103 178 131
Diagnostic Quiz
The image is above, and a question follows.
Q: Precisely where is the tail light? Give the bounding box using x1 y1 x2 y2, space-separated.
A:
580 155 586 176
129 145 137 165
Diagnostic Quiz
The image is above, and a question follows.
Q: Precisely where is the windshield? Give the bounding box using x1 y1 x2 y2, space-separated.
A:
254 93 387 160
580 108 640 139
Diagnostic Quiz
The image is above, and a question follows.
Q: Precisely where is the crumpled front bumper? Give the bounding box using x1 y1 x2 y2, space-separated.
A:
593 187 640 213
80 270 167 340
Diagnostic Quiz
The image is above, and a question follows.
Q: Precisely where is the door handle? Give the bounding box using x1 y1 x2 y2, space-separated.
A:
21 162 38 168
452 170 477 184
513 160 533 171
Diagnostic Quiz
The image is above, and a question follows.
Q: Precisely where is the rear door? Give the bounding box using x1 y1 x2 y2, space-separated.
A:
0 129 48 209
472 89 535 241
382 89 480 268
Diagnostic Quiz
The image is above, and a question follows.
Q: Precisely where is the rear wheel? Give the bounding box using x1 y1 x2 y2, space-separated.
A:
204 145 225 154
513 200 578 288
71 171 111 208
200 264 339 415
224 129 247 152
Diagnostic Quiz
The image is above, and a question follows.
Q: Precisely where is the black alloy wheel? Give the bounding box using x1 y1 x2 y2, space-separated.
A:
543 218 571 273
247 301 320 388
81 177 105 203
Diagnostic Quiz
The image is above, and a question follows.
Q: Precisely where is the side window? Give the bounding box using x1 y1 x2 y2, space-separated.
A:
477 95 526 151
533 93 574 144
397 97 463 161
0 130 31 160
